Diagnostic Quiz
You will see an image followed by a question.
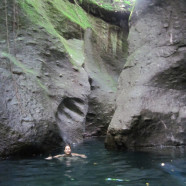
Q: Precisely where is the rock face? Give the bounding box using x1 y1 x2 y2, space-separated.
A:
56 96 89 144
76 0 130 28
105 0 186 150
0 0 128 156
0 0 90 156
84 17 128 136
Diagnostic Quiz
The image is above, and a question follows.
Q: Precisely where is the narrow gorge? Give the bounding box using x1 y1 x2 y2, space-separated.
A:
0 0 185 158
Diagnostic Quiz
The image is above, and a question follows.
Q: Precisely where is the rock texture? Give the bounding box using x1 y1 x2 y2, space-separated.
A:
0 0 90 156
75 0 130 28
0 0 128 156
105 0 186 150
84 16 128 136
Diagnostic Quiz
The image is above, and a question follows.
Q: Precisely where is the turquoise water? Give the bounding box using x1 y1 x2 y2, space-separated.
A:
0 138 186 186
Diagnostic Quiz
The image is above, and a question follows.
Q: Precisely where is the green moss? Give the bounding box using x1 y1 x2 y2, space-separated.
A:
63 39 85 67
2 52 48 92
51 0 91 29
128 1 135 21
19 0 135 68
19 0 92 67
2 52 37 75
20 0 92 29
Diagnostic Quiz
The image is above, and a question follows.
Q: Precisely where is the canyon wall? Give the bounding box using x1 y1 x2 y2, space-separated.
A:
0 0 129 156
105 0 186 150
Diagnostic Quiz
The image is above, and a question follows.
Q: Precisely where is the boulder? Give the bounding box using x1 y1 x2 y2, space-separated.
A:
0 0 90 156
0 0 129 156
105 0 186 150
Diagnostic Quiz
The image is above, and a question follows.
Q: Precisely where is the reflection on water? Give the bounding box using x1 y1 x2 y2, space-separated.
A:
0 138 186 186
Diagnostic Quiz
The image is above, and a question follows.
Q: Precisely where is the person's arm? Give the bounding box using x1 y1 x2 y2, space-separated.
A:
72 153 87 158
45 155 53 160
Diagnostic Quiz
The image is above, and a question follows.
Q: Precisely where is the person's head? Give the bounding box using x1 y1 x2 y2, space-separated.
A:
64 145 71 155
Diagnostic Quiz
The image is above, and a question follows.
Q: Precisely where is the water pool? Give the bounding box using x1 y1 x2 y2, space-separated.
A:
0 138 186 186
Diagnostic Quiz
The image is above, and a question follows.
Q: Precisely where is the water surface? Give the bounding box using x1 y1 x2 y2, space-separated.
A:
0 138 186 186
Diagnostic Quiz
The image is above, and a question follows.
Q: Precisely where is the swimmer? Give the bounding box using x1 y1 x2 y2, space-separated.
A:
45 145 87 160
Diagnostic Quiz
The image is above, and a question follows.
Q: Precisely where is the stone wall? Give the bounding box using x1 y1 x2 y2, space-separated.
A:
0 0 128 156
105 0 186 150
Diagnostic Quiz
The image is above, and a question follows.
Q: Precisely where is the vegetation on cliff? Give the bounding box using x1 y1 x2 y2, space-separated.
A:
19 0 92 66
19 0 134 66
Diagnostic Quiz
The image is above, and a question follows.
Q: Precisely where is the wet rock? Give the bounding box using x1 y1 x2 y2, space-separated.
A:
56 97 89 144
0 40 6 44
106 0 186 150
75 0 130 28
0 0 90 157
84 17 128 136
0 0 129 157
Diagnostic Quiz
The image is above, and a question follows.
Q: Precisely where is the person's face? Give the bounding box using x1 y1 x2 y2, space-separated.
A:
64 145 71 155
